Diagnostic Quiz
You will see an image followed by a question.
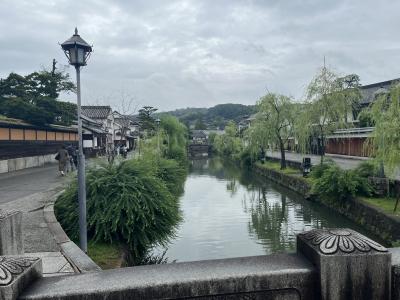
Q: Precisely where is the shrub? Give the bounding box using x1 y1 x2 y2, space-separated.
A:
312 164 372 201
55 158 182 265
355 161 380 178
310 158 335 179
156 158 187 196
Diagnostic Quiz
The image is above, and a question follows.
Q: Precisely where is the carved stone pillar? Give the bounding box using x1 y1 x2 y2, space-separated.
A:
0 256 42 300
0 210 24 255
297 228 391 300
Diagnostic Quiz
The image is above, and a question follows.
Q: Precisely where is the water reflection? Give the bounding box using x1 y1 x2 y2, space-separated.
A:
156 157 380 262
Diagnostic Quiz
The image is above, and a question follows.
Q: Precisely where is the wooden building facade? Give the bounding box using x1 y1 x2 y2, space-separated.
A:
0 119 78 160
325 127 373 157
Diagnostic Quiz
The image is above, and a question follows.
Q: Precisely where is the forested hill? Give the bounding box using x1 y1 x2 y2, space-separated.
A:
158 103 256 129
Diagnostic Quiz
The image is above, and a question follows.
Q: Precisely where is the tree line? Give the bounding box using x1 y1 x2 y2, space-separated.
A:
0 61 77 126
212 65 400 182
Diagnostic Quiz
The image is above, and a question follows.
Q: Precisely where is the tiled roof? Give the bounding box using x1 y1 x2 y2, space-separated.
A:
192 130 207 138
360 79 400 106
81 106 112 119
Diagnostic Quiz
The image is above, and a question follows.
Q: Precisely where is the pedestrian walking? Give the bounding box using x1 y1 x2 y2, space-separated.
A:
66 144 77 171
55 145 69 176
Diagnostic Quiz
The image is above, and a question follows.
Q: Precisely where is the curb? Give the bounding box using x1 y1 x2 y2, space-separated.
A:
43 191 101 273
325 153 369 161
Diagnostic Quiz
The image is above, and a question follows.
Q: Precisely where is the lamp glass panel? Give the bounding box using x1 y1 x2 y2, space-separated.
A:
68 47 86 65
77 48 85 65
69 48 77 64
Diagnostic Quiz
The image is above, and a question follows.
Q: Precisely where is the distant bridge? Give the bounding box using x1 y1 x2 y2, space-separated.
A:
188 143 211 157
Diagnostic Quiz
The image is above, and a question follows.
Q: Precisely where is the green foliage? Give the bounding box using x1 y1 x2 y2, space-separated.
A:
138 106 158 132
194 117 207 130
309 158 336 179
240 148 254 168
295 67 361 162
212 121 243 159
312 164 372 201
208 132 217 145
55 158 183 265
367 84 400 177
0 67 76 125
247 93 296 169
0 98 54 125
156 158 187 196
161 103 256 129
355 161 380 178
159 114 188 165
357 109 375 127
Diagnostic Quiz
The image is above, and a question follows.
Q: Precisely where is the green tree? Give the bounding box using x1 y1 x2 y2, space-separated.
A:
296 68 361 163
138 106 158 133
0 63 76 125
249 93 295 169
194 117 207 130
367 84 400 211
55 158 182 265
213 121 243 159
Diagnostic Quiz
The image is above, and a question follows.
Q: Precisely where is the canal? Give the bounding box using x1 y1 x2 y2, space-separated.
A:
157 157 379 262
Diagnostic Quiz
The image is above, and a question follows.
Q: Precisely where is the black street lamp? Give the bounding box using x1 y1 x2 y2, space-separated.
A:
61 28 92 253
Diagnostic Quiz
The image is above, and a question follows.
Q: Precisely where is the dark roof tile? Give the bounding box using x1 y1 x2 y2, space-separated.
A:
81 106 112 119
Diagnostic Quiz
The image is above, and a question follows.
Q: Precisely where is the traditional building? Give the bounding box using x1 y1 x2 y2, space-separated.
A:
81 106 114 152
324 78 399 157
191 130 208 144
112 112 140 150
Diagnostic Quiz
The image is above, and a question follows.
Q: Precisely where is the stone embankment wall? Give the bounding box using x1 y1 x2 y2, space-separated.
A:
253 163 400 243
0 154 56 174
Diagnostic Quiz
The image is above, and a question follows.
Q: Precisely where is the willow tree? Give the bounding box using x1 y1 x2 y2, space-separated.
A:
367 84 400 211
246 118 271 160
250 93 295 169
296 67 361 164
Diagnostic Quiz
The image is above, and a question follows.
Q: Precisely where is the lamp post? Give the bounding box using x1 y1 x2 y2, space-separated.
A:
155 118 161 152
61 28 92 252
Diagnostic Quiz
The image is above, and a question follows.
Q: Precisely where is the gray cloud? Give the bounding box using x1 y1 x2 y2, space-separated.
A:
1 0 400 111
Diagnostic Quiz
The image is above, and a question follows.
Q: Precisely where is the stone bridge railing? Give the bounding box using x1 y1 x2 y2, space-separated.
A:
1 209 400 300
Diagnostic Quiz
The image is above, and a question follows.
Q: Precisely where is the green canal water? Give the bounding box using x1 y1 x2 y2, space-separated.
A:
157 157 379 262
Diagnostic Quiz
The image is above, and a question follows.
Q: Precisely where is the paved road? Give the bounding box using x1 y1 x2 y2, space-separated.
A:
0 163 67 205
266 151 367 170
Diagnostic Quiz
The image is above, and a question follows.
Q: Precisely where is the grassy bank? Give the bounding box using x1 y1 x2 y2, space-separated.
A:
360 196 400 218
88 242 124 270
255 161 300 176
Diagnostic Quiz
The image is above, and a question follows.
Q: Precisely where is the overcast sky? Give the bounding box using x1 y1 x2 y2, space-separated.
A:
1 0 400 112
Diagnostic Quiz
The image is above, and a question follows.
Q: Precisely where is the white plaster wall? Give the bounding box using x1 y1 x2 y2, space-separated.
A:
0 153 57 174
0 160 8 173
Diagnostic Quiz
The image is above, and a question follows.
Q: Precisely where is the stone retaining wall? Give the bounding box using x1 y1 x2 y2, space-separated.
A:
0 154 56 174
253 163 400 243
265 156 303 170
253 164 311 197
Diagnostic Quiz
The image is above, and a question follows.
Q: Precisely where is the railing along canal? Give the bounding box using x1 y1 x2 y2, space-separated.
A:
0 208 399 299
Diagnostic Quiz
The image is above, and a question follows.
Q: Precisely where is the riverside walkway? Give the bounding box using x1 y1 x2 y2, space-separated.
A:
0 164 76 277
266 150 368 170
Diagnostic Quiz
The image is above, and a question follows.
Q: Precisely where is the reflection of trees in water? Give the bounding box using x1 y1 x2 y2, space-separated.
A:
226 179 238 196
188 156 378 252
246 186 295 253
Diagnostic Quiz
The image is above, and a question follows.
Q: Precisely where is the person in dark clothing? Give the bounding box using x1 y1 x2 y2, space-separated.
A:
66 144 78 171
56 145 69 176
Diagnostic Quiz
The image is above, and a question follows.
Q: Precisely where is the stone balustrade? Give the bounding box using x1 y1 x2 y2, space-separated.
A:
0 206 399 299
0 209 23 256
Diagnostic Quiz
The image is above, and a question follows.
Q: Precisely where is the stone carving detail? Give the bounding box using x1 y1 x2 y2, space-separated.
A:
0 257 39 286
301 229 387 255
0 210 16 220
